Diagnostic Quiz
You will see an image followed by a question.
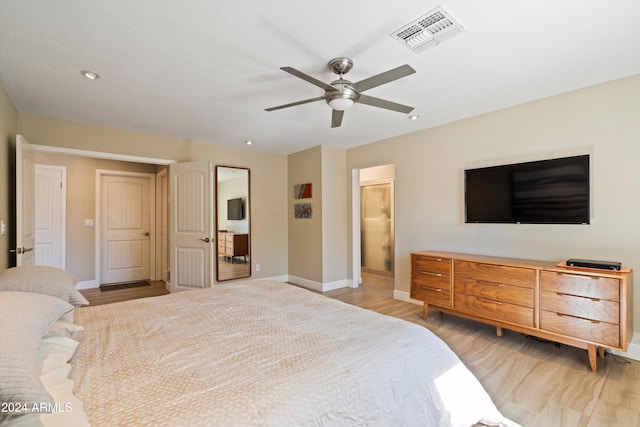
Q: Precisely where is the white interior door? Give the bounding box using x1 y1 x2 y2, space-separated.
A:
169 161 215 292
100 174 151 284
35 165 66 268
15 135 35 266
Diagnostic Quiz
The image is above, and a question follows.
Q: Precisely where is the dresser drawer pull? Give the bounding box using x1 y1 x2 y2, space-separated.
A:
477 280 504 287
419 257 443 262
420 271 443 277
556 272 600 280
418 285 443 292
555 292 601 302
478 297 502 305
555 312 601 324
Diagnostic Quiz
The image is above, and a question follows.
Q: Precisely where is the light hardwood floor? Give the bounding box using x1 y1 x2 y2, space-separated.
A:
80 275 640 427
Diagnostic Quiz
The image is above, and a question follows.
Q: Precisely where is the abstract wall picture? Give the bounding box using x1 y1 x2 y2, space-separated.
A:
294 203 312 219
294 183 312 199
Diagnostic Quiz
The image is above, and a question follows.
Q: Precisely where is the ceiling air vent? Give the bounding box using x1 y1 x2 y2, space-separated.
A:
390 5 466 53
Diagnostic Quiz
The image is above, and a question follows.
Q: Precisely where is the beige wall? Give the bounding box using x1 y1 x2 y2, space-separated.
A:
347 75 640 339
18 114 289 282
287 145 348 288
321 145 347 284
0 82 18 269
288 146 322 283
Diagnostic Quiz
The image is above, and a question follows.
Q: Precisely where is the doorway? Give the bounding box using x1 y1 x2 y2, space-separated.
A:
98 171 156 285
359 164 395 294
360 182 394 276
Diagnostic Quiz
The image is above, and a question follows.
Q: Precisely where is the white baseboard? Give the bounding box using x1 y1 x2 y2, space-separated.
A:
286 275 353 292
393 290 422 306
612 332 640 361
75 280 99 290
255 274 289 283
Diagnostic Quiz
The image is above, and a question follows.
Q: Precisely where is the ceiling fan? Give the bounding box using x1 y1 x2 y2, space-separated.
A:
265 57 416 128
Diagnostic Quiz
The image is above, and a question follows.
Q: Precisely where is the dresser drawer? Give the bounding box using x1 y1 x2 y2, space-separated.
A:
541 271 619 301
412 271 451 291
541 291 619 324
411 286 452 308
540 310 619 348
454 294 534 327
455 278 534 308
412 255 451 275
455 261 535 288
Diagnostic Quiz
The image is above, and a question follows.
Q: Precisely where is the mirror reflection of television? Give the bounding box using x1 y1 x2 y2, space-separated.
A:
464 155 590 224
227 198 244 220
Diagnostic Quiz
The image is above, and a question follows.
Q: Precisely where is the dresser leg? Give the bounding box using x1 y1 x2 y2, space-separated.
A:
423 303 428 320
598 347 605 358
496 326 503 337
588 344 597 372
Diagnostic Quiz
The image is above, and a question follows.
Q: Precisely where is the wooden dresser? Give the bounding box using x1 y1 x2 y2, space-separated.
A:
410 251 633 371
217 232 249 263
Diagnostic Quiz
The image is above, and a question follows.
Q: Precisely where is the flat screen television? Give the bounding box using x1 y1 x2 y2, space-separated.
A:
464 155 590 224
227 197 244 220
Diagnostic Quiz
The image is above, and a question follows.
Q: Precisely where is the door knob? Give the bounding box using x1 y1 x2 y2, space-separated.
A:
143 232 150 237
9 247 33 254
199 237 210 243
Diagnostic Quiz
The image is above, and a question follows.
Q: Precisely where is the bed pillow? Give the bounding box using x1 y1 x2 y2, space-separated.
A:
0 266 88 307
44 320 84 342
0 336 90 427
0 291 74 414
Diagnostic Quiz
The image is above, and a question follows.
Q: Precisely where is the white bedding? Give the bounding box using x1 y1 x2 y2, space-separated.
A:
70 280 518 426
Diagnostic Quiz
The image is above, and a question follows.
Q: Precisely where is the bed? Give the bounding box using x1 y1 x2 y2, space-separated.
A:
0 267 519 427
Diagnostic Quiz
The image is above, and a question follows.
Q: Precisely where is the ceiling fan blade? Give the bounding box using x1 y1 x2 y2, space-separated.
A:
331 110 344 128
281 67 336 92
265 96 324 111
351 64 416 93
357 94 414 114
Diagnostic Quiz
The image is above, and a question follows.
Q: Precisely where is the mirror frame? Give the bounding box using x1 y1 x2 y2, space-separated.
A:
215 165 251 282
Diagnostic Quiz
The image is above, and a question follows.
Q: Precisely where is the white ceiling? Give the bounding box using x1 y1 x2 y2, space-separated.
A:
1 1 639 155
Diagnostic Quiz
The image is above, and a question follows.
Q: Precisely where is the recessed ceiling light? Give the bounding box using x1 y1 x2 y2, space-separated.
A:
80 70 100 80
409 115 420 120
245 140 253 145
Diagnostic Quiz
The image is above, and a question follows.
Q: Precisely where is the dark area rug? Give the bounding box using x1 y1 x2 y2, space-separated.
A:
99 281 150 292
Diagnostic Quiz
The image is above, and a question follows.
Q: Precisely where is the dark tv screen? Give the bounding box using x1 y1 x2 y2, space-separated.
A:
227 198 244 220
464 155 590 224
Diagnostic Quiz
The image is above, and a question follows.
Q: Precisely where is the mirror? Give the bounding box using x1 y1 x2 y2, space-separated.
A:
215 166 251 281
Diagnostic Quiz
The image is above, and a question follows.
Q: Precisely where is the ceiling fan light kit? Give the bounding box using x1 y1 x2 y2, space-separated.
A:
327 97 355 111
266 57 415 128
